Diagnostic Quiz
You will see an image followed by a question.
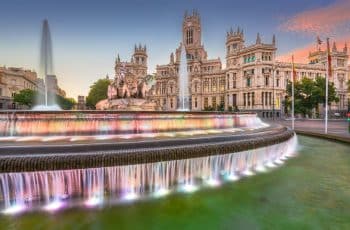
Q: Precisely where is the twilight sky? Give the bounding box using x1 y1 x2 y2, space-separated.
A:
0 0 349 98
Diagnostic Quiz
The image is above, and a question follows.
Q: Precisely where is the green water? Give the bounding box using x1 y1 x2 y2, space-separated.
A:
1 136 350 230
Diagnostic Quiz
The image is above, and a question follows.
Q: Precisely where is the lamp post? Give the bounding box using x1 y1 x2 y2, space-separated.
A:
272 65 275 120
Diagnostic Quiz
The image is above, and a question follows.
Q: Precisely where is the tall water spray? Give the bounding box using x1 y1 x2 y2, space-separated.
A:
178 43 190 111
33 19 60 110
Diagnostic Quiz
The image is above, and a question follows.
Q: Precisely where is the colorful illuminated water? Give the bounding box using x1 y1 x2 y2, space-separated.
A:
0 135 297 214
0 112 267 140
1 136 349 229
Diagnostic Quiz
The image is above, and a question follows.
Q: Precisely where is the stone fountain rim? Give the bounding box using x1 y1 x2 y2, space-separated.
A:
0 126 295 173
0 110 257 115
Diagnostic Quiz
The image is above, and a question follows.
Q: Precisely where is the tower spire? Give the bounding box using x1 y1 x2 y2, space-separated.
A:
256 33 261 44
332 41 337 52
344 43 348 53
272 34 276 46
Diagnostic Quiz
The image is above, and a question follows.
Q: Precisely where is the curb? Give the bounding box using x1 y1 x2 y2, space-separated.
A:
295 130 350 144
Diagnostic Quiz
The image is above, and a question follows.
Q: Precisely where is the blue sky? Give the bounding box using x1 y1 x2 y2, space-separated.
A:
0 0 345 98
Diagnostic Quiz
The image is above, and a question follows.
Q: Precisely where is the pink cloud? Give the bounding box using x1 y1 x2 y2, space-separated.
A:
277 37 350 64
280 0 350 36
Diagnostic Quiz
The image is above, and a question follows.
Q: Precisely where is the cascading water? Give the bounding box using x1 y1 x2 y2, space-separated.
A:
178 43 189 111
32 19 60 111
0 135 297 214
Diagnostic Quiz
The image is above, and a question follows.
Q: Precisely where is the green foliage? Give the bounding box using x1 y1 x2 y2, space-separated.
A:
286 76 339 117
86 78 110 109
13 89 76 110
217 103 225 112
13 89 36 108
203 103 225 112
57 95 76 110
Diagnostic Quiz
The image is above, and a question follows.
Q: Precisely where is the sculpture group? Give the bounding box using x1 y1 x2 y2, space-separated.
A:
96 63 159 110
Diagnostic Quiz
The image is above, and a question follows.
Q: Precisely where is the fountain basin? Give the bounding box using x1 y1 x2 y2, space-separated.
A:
0 111 296 214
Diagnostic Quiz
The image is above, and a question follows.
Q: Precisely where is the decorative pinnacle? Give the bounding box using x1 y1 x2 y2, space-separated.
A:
332 41 337 52
256 33 261 44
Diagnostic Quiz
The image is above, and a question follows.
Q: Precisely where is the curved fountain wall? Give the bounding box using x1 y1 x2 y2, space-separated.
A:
0 111 297 214
0 111 266 137
0 135 297 214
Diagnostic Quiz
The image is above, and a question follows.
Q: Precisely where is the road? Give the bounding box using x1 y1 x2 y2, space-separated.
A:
269 119 350 138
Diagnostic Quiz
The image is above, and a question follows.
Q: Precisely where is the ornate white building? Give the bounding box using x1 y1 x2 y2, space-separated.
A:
148 10 349 117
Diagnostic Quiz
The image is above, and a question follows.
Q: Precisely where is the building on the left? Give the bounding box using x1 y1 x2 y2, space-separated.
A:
0 66 65 109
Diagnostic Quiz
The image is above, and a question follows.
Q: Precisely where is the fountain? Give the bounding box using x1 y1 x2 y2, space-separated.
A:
32 19 60 111
0 110 297 214
0 135 297 214
178 43 189 111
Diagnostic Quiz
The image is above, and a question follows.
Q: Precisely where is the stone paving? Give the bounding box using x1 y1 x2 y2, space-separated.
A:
268 119 350 138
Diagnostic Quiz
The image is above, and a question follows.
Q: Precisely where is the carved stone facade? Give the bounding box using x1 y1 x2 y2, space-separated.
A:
0 67 43 109
140 11 350 117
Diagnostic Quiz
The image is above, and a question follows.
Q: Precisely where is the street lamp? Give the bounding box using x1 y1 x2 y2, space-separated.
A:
272 65 275 120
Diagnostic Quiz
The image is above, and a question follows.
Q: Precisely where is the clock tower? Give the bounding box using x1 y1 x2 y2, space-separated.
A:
183 10 201 48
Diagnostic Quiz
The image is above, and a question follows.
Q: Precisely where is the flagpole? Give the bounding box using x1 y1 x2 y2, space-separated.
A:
292 55 295 130
325 38 330 134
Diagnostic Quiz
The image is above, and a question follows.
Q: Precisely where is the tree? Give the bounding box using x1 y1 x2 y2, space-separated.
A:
286 76 339 117
57 95 76 110
86 78 110 109
13 89 36 108
13 89 77 110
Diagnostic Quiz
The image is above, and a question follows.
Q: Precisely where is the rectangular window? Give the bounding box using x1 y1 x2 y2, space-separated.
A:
232 94 237 107
212 79 217 92
194 97 198 108
243 93 246 106
232 73 236 88
220 96 224 106
247 93 250 106
204 97 208 108
220 78 225 91
262 92 264 105
204 80 209 92
246 78 251 87
252 92 255 106
276 78 280 87
269 92 272 105
212 97 217 108
265 76 269 86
